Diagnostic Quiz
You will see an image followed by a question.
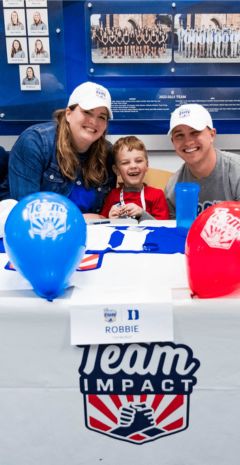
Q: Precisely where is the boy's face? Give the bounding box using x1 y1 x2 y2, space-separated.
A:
114 146 148 189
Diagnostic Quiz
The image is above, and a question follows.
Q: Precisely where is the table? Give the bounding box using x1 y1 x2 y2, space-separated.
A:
0 224 240 464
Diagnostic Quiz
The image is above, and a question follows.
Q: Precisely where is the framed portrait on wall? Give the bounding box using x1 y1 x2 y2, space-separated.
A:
90 13 172 65
4 8 26 35
19 64 41 90
26 8 49 35
3 0 24 7
25 0 47 7
84 1 174 77
29 36 50 63
85 0 240 77
0 0 66 121
6 36 28 63
173 13 240 64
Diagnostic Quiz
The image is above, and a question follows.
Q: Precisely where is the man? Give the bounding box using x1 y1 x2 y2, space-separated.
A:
206 24 214 58
183 25 192 58
165 103 240 218
230 26 238 58
214 27 222 58
221 25 230 57
198 25 206 57
177 25 185 55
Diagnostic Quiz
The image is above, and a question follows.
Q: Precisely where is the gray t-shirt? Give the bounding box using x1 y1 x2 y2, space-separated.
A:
165 149 240 218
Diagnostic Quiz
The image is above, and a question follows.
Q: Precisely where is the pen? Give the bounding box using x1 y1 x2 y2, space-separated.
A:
88 220 111 225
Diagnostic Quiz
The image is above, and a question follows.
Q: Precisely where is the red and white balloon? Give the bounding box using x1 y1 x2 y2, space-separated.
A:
185 201 240 298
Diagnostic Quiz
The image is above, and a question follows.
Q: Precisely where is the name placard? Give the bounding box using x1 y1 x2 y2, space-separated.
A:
70 288 173 345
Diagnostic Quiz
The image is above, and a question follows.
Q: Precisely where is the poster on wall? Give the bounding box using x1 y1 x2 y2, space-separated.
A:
29 37 50 63
0 0 67 120
174 13 240 64
19 64 41 90
85 1 240 77
3 0 24 6
6 36 28 63
90 13 172 65
109 86 240 121
26 8 49 35
3 7 26 35
85 3 174 77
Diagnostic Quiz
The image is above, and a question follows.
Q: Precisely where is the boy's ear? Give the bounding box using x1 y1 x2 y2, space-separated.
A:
112 164 119 176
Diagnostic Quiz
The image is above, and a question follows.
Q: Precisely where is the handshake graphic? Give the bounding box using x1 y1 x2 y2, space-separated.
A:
112 402 163 438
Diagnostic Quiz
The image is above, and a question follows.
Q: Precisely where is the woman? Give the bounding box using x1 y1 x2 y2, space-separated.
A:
8 82 116 219
10 39 25 58
7 10 24 32
22 66 39 85
31 39 48 58
31 11 47 31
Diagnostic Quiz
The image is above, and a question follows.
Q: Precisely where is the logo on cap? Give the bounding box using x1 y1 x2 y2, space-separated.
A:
96 87 107 100
179 108 191 119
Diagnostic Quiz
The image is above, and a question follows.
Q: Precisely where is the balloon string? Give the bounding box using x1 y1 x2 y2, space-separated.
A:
190 291 197 299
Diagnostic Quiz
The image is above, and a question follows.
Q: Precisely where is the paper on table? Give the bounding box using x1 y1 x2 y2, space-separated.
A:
0 250 188 293
71 253 188 291
70 286 173 345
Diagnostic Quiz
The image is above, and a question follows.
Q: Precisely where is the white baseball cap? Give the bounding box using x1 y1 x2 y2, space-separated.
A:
168 104 213 135
68 81 113 119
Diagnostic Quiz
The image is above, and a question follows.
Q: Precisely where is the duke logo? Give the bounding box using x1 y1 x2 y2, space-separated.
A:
78 342 200 444
23 199 67 239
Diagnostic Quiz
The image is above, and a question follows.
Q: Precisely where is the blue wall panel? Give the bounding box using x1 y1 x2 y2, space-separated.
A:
0 0 240 135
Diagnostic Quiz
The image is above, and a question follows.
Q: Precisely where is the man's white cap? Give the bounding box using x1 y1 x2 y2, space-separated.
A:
68 81 113 119
168 104 213 135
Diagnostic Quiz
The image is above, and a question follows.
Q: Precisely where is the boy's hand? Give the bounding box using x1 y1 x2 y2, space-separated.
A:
109 204 122 218
121 203 143 219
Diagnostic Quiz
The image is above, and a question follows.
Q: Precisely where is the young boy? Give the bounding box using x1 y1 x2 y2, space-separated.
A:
100 136 169 221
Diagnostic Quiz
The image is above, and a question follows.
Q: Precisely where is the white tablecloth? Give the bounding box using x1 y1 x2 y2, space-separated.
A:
0 223 240 464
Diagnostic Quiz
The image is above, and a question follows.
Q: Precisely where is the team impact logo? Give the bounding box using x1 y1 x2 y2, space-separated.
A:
78 342 200 444
23 199 67 239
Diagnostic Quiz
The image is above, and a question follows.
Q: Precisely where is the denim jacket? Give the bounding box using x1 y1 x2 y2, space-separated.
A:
8 122 116 213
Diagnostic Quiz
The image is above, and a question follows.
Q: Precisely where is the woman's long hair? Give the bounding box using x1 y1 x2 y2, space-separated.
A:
11 39 22 57
33 11 43 25
54 106 109 187
26 66 35 79
35 39 44 54
11 10 20 25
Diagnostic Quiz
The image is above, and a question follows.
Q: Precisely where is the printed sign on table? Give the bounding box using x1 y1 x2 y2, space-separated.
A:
77 342 200 444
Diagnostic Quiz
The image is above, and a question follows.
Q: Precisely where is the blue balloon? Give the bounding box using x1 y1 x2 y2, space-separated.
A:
4 192 87 300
